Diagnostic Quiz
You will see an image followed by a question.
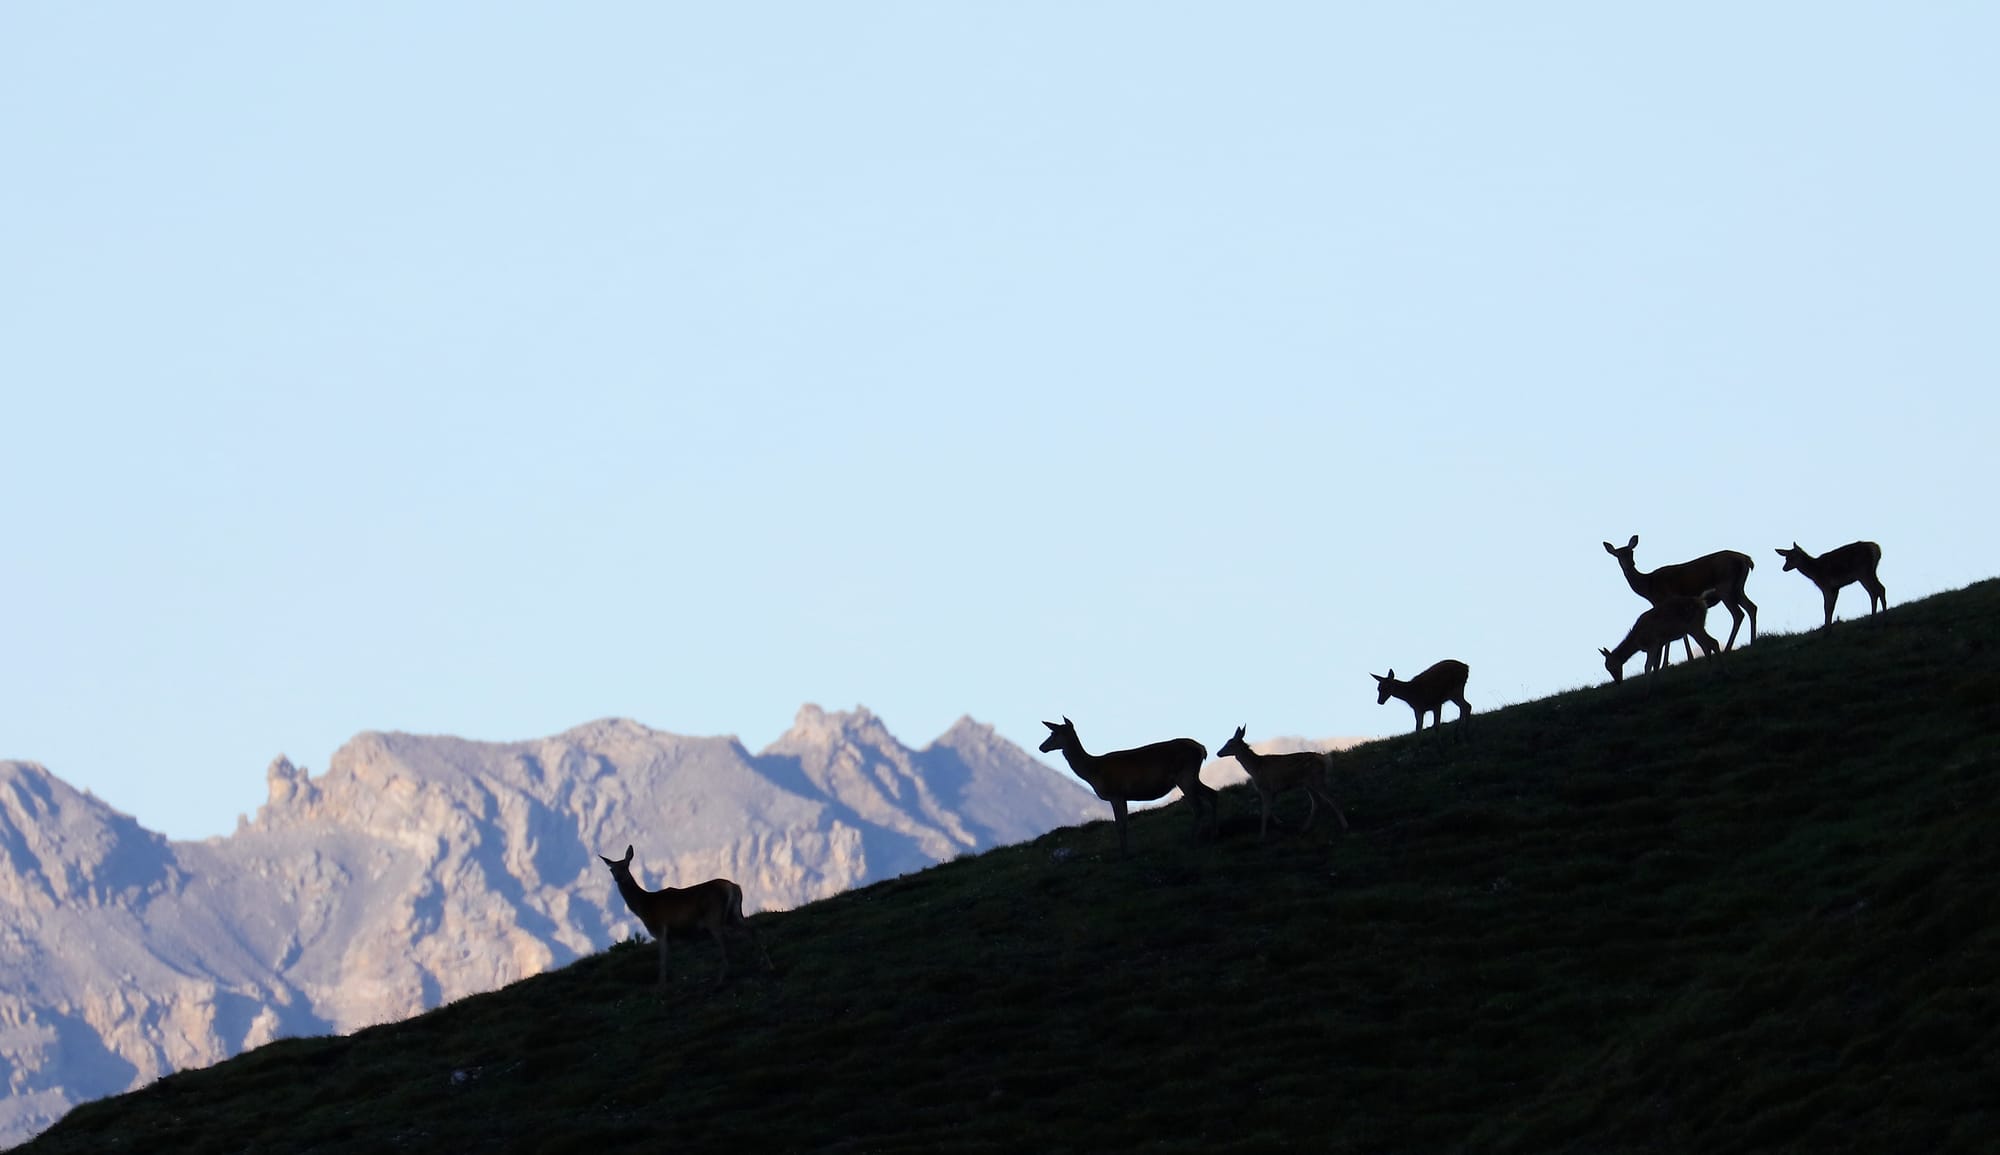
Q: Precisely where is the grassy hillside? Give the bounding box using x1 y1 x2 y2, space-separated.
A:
29 581 2000 1154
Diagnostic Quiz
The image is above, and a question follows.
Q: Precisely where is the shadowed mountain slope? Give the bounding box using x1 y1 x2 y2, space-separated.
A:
26 579 1999 1153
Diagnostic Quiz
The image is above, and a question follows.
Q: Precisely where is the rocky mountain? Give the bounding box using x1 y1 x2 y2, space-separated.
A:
0 707 1107 1149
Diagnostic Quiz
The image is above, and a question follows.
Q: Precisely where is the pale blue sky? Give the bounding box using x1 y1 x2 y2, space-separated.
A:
4 4 1994 841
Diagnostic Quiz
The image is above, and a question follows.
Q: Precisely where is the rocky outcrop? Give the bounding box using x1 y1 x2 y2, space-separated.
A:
0 709 1102 1148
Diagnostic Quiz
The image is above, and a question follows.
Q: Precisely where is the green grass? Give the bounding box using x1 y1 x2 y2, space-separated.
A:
29 581 2000 1154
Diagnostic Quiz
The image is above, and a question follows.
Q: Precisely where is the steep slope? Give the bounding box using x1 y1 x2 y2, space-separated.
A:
0 709 1099 1148
25 579 1999 1154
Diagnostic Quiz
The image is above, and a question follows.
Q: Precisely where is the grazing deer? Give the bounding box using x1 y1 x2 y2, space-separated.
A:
599 845 771 988
1038 717 1216 856
1216 726 1348 840
1371 660 1471 739
1599 592 1721 683
1776 541 1886 627
1603 534 1757 655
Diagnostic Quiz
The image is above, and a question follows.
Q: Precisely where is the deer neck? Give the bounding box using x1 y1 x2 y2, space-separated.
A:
1616 556 1656 599
610 869 655 922
1615 624 1657 663
1052 739 1103 784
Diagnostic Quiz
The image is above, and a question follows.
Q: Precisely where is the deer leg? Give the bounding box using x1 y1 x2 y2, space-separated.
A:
1299 788 1318 834
1864 577 1887 614
1315 783 1350 831
657 934 670 987
1822 587 1839 627
740 919 774 971
1111 798 1131 856
1722 602 1746 650
1259 787 1274 840
1192 779 1219 841
1194 782 1217 842
707 925 732 988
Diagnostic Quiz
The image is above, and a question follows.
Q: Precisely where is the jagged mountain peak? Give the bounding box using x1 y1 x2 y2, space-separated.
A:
555 716 660 745
930 715 1002 753
767 703 896 753
263 755 317 808
0 760 179 910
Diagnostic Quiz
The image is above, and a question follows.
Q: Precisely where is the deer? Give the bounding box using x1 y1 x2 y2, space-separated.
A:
599 845 771 988
1038 717 1216 857
1603 534 1757 656
1599 591 1722 682
1776 541 1886 627
1371 660 1471 741
1216 725 1348 840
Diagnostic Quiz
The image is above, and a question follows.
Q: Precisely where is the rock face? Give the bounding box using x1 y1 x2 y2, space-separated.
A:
0 708 1103 1148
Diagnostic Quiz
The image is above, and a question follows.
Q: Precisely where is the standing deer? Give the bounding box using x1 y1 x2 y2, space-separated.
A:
1216 726 1348 840
599 845 771 988
1038 717 1216 857
1776 541 1886 627
1603 534 1757 655
1371 660 1471 740
1599 592 1721 683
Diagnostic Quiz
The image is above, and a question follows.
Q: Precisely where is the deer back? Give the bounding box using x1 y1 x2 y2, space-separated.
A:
1251 749 1332 790
1089 737 1207 797
1405 659 1470 705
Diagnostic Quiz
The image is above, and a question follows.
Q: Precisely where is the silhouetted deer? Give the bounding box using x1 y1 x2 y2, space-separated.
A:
1603 534 1757 655
1039 717 1216 856
1600 592 1721 683
1216 726 1348 840
600 845 771 988
1372 660 1471 740
1776 541 1886 627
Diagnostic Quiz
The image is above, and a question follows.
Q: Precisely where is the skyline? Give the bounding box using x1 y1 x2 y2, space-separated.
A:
6 4 1996 840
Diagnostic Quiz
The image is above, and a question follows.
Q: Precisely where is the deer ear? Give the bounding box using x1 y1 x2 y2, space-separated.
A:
1042 720 1058 731
1602 541 1616 554
1774 548 1787 558
1235 725 1247 738
1627 535 1639 548
622 845 634 864
1599 647 1612 658
1062 715 1073 726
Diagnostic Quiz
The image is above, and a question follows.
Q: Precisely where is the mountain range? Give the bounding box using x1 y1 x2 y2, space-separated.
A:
0 705 1125 1148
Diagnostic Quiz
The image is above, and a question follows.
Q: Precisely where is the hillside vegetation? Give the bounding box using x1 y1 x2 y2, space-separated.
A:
28 581 2000 1154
